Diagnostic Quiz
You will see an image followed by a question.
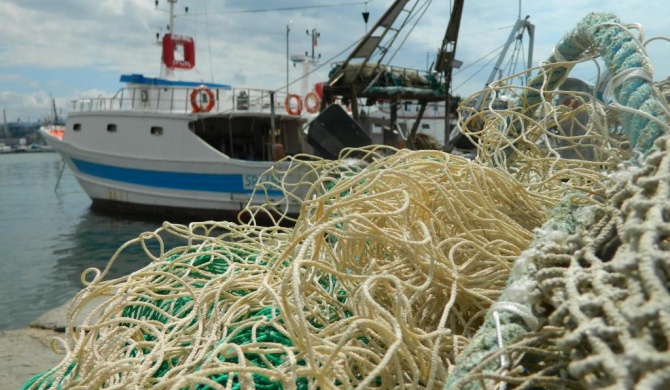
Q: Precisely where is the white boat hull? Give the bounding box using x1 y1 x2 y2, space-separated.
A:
40 111 306 220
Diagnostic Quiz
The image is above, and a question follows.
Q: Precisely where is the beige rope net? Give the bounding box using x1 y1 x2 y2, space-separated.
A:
534 135 670 388
453 136 670 389
25 148 558 389
457 68 629 200
23 13 670 390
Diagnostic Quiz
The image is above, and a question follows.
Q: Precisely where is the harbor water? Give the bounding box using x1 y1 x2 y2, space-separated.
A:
0 152 183 331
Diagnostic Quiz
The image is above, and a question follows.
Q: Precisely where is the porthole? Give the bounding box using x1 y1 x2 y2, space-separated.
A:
73 123 81 131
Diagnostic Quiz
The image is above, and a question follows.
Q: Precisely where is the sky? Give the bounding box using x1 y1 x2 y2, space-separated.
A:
1 0 668 123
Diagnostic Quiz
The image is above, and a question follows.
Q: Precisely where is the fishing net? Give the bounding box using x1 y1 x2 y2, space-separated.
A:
23 12 670 390
23 148 556 389
445 136 670 389
532 135 670 388
443 12 670 390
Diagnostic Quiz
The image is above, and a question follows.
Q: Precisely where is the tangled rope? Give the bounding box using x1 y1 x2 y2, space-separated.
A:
23 149 559 389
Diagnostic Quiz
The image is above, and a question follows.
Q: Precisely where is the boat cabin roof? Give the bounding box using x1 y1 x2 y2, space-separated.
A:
120 74 231 90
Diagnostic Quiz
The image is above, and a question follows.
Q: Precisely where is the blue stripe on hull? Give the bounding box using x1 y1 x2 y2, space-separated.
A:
72 158 273 194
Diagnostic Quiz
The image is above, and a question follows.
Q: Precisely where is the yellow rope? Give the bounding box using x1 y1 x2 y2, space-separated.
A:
28 149 561 389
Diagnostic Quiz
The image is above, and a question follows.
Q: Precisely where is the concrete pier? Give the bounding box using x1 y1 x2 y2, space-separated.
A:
0 296 106 389
0 327 63 390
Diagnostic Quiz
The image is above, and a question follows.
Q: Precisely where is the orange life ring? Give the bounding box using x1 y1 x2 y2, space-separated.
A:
284 94 303 116
304 92 320 113
190 86 216 113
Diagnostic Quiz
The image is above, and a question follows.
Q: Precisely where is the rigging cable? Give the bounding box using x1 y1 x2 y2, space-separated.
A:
193 1 376 15
452 45 505 90
452 46 505 92
203 0 215 83
383 0 434 67
453 44 505 75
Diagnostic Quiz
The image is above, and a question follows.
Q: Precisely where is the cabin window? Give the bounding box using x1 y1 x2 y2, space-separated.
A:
422 123 430 129
107 124 117 132
150 126 163 136
73 123 81 131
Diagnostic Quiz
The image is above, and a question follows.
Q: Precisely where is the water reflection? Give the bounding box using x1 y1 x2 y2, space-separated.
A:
51 209 168 293
0 153 233 330
0 153 183 330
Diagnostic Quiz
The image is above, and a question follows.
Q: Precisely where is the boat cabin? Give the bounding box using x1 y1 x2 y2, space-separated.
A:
189 114 307 162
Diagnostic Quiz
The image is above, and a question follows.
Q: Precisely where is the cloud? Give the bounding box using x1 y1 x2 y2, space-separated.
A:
0 0 159 69
0 73 30 83
0 90 60 122
0 0 669 122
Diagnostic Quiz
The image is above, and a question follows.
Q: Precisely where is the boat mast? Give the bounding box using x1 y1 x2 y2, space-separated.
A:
167 0 177 35
158 0 179 79
2 109 7 139
51 95 60 124
445 0 534 151
290 29 321 96
433 0 464 150
321 0 433 125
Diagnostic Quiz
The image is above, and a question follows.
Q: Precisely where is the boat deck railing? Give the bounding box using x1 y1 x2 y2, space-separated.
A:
70 86 307 116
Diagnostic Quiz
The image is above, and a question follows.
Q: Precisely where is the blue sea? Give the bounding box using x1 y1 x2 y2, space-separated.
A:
0 152 184 330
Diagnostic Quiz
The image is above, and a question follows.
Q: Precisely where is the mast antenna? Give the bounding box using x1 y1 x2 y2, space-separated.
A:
306 29 321 62
362 2 370 33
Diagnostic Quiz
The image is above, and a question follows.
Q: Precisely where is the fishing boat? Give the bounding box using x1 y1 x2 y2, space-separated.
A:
38 97 65 151
39 0 451 221
41 0 531 220
41 0 313 220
